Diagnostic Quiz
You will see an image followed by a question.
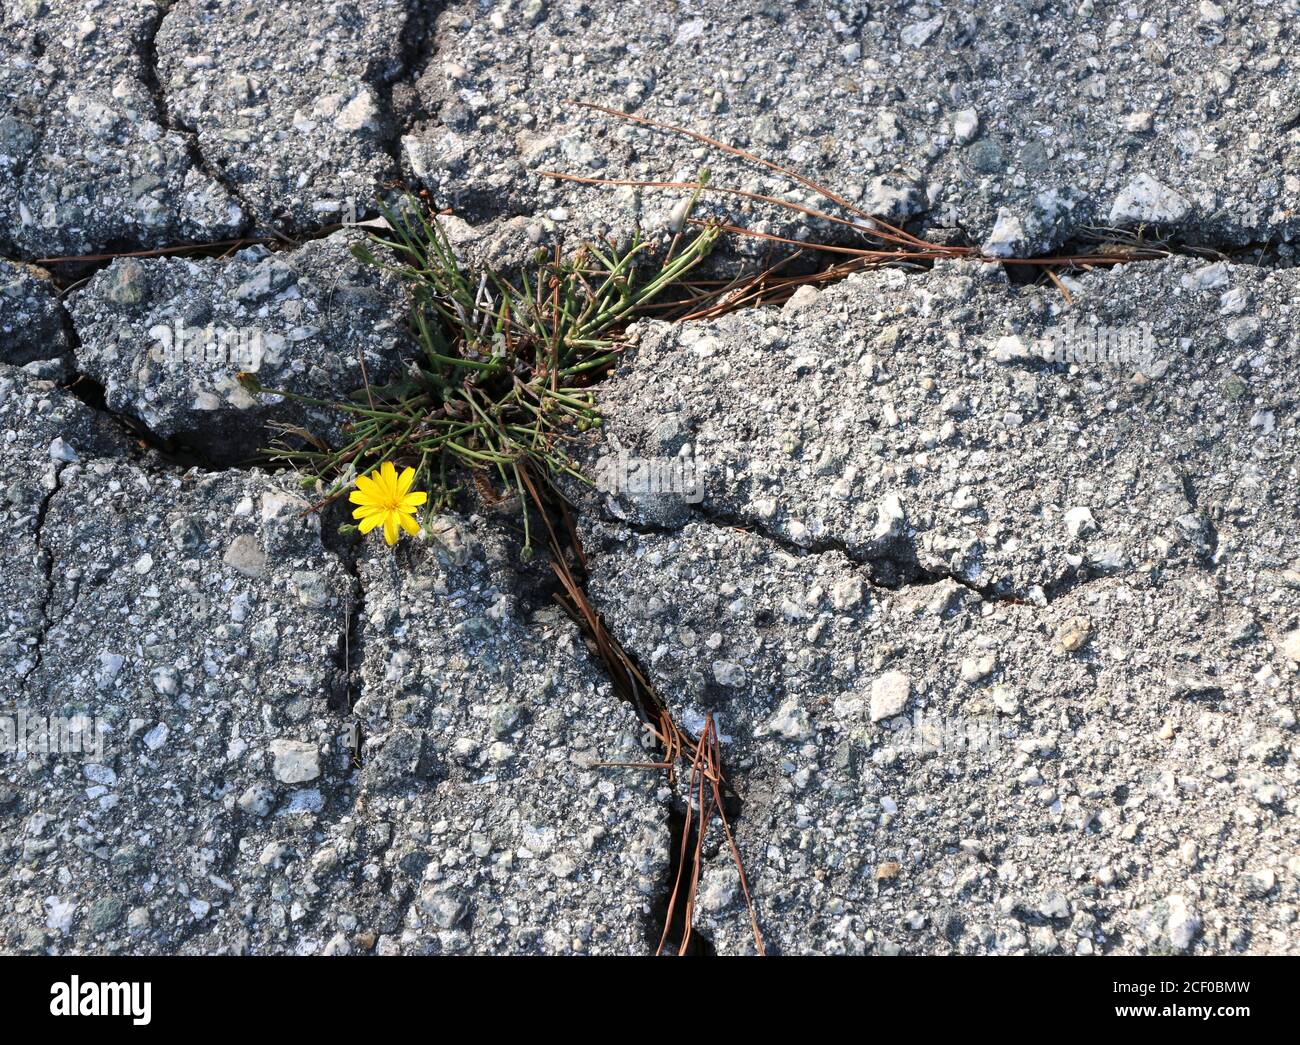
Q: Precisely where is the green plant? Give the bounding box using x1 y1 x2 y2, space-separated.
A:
246 191 721 555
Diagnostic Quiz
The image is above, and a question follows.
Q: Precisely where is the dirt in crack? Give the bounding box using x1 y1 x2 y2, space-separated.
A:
531 483 761 955
377 0 442 172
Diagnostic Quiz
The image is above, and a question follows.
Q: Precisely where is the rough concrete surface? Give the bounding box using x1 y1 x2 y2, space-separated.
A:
0 0 245 258
69 228 415 461
407 0 1300 255
0 1 1297 958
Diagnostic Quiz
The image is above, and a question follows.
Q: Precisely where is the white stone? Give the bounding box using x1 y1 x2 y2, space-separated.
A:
1108 174 1191 225
783 285 820 312
271 739 320 784
960 655 996 683
766 698 811 740
1199 1 1225 25
981 210 1026 258
953 108 979 144
992 686 1020 715
1064 506 1097 538
991 335 1030 363
901 16 943 47
872 493 906 540
335 90 381 133
712 660 747 688
870 671 911 722
48 437 78 462
1166 895 1200 951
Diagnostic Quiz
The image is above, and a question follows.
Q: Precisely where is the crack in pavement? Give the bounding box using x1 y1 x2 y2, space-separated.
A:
597 500 1051 605
375 1 444 174
138 2 255 244
589 479 1233 612
19 459 68 696
321 526 366 717
49 286 248 473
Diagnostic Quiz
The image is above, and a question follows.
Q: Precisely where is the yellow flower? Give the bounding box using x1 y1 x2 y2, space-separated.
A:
349 462 427 545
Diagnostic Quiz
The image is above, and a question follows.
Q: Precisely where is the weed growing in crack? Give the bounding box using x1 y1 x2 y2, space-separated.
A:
243 193 720 555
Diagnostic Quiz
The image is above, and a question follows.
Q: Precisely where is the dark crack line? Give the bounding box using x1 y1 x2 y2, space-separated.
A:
329 536 366 716
374 1 444 174
602 498 1028 603
137 2 256 243
652 801 718 957
142 0 442 245
1022 229 1297 275
51 291 252 473
506 491 734 954
17 216 377 292
19 461 67 695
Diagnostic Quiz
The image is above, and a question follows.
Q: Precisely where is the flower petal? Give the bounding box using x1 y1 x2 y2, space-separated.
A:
358 512 383 534
352 504 383 520
398 512 420 537
380 461 398 494
383 514 399 545
355 473 379 496
400 491 427 510
349 489 375 506
397 466 416 496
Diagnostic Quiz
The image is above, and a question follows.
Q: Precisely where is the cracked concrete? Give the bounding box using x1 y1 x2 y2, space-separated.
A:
67 226 416 463
20 456 68 692
574 256 1300 605
0 367 675 954
155 0 424 237
0 0 245 259
139 0 260 235
578 516 1300 954
1 2 1299 958
559 249 1300 952
0 259 69 367
0 367 134 693
403 0 1300 259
